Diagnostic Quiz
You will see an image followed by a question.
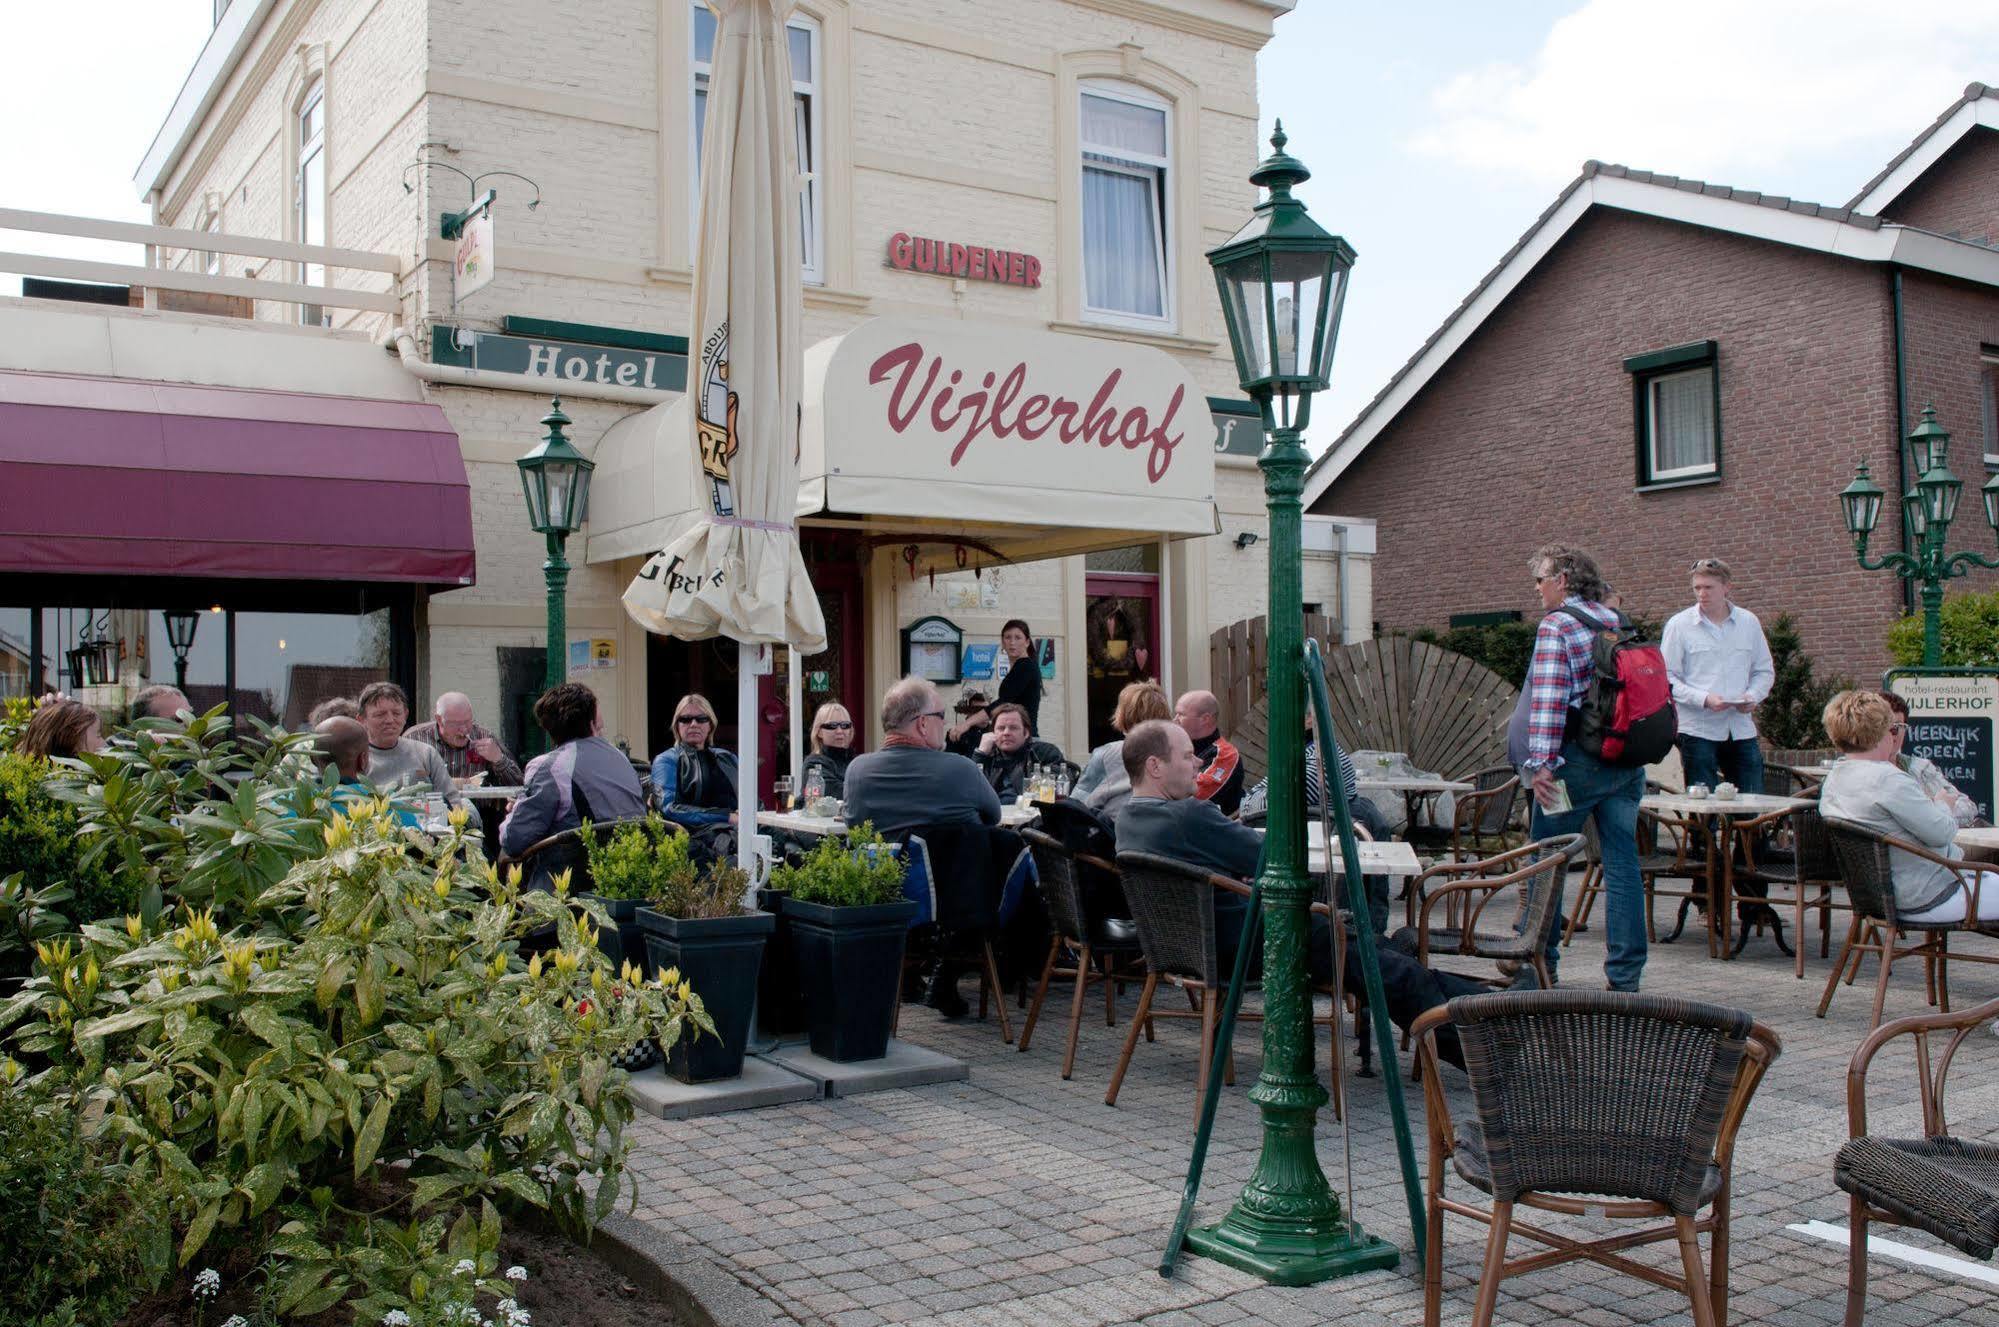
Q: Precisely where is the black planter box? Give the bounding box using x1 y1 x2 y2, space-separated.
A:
782 897 919 1063
754 887 804 1037
580 896 646 972
637 908 775 1083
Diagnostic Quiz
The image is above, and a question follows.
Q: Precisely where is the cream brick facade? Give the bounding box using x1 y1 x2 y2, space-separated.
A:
139 0 1371 759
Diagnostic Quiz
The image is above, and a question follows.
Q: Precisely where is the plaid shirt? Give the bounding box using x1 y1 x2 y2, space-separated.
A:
1524 597 1617 772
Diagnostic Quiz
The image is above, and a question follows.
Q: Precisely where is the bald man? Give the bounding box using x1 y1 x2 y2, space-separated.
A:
1174 689 1245 817
405 691 523 785
314 716 419 827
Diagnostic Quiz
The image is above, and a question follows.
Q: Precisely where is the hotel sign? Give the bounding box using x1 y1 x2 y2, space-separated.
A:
431 324 688 392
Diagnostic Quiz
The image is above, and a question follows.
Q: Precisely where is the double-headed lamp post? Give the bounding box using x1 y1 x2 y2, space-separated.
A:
1838 404 1999 668
1186 123 1385 1285
516 397 596 694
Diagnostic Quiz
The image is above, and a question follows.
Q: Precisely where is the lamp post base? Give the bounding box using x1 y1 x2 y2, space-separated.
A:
1183 1214 1399 1286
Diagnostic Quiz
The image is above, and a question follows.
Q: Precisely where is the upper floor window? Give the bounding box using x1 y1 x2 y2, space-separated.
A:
1625 340 1719 486
692 4 822 284
1981 349 1998 467
294 80 327 325
200 209 221 276
1080 82 1171 327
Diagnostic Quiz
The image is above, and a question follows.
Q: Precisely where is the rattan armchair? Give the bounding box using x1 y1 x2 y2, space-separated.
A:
1402 836 1585 992
1818 818 1999 1029
496 815 659 893
1107 851 1348 1118
1411 991 1781 1327
1733 800 1842 977
1017 828 1144 1079
1835 994 1999 1325
1405 765 1523 863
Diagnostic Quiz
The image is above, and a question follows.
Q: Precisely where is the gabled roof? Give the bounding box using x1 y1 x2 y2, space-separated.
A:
1848 82 1999 216
1302 160 1999 509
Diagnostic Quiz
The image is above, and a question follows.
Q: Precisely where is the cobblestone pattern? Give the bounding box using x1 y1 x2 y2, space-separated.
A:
620 886 1999 1325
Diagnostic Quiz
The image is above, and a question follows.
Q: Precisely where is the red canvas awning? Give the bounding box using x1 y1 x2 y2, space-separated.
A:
0 370 475 586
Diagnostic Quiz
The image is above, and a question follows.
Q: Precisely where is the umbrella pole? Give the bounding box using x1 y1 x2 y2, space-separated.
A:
737 642 761 891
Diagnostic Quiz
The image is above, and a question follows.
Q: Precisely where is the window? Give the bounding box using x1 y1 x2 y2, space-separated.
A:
199 208 221 277
231 610 389 726
1080 82 1171 326
1982 351 1998 467
691 4 822 283
294 80 326 325
1625 341 1719 485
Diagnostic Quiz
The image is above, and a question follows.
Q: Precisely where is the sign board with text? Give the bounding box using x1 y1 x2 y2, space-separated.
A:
433 326 688 392
1211 400 1262 457
1887 669 1999 821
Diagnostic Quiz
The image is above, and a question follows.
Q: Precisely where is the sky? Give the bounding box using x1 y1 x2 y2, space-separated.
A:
3 1 1997 453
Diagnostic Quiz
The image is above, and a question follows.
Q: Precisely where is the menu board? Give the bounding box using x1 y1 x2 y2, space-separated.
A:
1887 671 1998 820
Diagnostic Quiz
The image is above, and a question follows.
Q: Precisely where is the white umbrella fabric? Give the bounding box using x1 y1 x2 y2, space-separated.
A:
623 0 825 879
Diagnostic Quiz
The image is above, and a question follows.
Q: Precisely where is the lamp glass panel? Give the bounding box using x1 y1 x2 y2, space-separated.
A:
1216 252 1269 387
519 466 549 531
543 461 577 533
1926 475 1961 527
1905 490 1928 538
1983 474 1999 531
1266 248 1334 388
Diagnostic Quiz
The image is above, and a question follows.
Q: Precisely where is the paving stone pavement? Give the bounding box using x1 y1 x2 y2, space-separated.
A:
620 893 1999 1325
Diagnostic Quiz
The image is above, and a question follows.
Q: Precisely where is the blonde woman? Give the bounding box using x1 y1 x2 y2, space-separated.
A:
1071 680 1170 823
650 692 739 831
800 701 857 799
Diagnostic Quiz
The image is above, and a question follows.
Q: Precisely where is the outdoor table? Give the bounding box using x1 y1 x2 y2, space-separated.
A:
1640 792 1814 958
1797 763 1838 779
1300 834 1422 878
461 785 524 862
1955 825 1999 852
757 803 1041 838
1352 774 1474 841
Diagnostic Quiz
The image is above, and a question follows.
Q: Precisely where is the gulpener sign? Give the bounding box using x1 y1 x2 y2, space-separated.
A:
886 233 1041 288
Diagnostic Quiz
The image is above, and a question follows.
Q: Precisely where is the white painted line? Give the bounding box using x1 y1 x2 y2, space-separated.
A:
1787 1220 1999 1287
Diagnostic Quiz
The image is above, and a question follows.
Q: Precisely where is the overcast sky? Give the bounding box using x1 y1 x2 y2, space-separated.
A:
3 1 1996 452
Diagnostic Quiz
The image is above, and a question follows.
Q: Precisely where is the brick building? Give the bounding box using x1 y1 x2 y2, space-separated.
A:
1303 83 1999 686
3 0 1375 774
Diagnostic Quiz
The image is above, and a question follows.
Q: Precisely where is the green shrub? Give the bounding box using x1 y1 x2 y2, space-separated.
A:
1407 621 1537 685
1759 613 1852 750
1 794 711 1323
582 814 698 905
0 752 133 948
1886 588 1999 667
772 824 907 908
0 1083 170 1327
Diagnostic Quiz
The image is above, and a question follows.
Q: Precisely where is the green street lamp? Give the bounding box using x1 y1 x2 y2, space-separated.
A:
517 397 595 695
1838 404 1999 667
1184 123 1390 1286
162 609 200 692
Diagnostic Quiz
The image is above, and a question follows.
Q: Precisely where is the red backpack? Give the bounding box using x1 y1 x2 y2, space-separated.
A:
1559 607 1677 768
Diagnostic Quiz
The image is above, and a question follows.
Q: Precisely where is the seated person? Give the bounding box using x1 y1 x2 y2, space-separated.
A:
1173 690 1246 817
972 703 1066 801
1820 689 1999 924
1879 690 1984 827
1073 680 1171 825
650 693 740 833
800 701 857 800
844 676 1001 839
500 682 648 885
405 690 525 787
311 716 418 827
356 681 477 827
129 684 191 725
1243 721 1392 933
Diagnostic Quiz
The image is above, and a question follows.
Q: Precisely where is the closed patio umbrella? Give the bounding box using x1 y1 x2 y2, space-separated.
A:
624 0 826 877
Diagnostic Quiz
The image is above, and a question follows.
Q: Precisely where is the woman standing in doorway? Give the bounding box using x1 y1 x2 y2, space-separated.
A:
947 617 1046 750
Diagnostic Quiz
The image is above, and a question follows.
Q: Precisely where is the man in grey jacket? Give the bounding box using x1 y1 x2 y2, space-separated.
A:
500 682 648 885
844 677 1001 838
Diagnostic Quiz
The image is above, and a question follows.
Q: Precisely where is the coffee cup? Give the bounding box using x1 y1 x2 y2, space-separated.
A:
1714 782 1738 800
1686 784 1709 800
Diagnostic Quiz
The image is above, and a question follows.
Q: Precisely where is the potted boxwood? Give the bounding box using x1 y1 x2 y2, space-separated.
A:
581 814 698 974
772 824 916 1063
635 856 774 1084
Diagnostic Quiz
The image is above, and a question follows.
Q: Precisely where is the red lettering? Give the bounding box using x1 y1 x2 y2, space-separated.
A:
1118 406 1151 450
913 238 935 273
1007 252 1025 285
1024 255 1042 288
867 342 933 432
887 232 912 269
1146 385 1185 482
948 243 968 276
988 363 1025 436
1015 393 1050 438
930 369 965 435
969 247 986 280
1079 370 1123 446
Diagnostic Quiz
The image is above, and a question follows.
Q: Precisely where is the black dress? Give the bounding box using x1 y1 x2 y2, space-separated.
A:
995 653 1043 735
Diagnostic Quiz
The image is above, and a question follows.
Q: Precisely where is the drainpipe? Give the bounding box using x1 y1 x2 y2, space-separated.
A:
387 326 676 406
1892 268 1915 615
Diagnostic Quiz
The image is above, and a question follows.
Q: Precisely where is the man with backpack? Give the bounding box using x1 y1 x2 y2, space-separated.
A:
1519 544 1675 992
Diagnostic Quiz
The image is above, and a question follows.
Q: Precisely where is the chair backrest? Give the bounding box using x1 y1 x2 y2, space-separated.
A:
1822 818 1902 924
1023 828 1086 939
1115 851 1222 984
1469 764 1521 835
1448 990 1758 1213
1462 835 1584 959
513 816 655 892
1791 803 1840 881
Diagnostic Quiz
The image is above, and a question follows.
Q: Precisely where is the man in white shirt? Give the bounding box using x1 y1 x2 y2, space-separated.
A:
1661 557 1775 795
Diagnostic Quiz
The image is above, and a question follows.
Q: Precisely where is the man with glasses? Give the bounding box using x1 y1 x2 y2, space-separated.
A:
843 675 1001 838
1662 557 1773 797
406 691 524 787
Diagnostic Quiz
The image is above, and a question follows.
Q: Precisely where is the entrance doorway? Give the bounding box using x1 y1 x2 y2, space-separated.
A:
1084 571 1160 750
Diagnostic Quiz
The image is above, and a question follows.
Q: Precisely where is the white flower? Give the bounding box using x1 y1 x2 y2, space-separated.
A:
192 1269 222 1300
221 1317 248 1327
452 1259 477 1276
383 1312 412 1327
504 1266 528 1282
495 1299 531 1327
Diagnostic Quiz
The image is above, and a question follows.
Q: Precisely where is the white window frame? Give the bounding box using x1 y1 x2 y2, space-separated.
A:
1981 352 1999 467
690 4 823 285
293 79 327 325
200 210 221 276
1644 364 1718 482
1078 79 1174 332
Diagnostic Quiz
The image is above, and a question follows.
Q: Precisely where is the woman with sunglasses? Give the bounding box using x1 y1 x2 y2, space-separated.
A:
650 693 740 837
800 701 857 800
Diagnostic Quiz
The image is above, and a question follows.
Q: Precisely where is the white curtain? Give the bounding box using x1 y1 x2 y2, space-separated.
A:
1651 367 1715 475
1082 92 1166 156
1084 161 1163 317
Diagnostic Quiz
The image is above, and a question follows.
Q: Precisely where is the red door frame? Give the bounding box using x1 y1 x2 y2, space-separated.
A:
755 545 865 803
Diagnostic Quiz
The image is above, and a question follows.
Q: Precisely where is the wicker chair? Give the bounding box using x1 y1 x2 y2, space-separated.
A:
1835 994 1999 1325
1106 851 1347 1118
1411 991 1781 1327
497 816 658 893
1405 765 1523 863
1818 818 1999 1029
1017 828 1143 1079
1733 801 1842 977
1401 836 1584 992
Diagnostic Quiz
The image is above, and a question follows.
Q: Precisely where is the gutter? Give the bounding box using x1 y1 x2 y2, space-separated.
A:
388 327 676 406
1892 268 1915 615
